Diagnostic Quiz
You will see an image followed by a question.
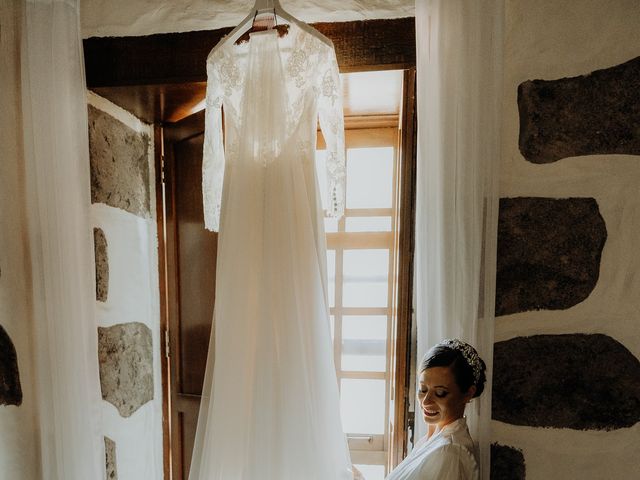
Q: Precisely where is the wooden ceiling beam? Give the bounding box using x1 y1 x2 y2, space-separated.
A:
84 17 416 88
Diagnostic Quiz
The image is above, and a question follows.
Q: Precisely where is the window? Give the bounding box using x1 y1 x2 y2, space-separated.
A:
318 128 399 479
316 69 412 478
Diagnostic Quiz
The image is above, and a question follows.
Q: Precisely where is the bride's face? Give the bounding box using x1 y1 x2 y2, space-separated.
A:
417 366 475 430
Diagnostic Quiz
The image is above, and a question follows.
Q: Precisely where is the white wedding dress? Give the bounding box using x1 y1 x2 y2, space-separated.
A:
188 24 353 480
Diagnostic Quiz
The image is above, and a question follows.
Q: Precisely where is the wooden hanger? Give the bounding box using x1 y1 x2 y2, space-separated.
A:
208 0 332 58
234 8 290 46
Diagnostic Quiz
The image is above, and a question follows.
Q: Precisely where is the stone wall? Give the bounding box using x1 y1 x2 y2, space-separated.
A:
88 92 163 479
493 0 640 478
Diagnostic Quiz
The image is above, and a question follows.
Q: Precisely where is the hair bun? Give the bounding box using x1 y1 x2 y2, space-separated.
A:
422 339 487 397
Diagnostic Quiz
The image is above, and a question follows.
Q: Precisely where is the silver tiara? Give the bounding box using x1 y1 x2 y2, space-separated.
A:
438 338 482 385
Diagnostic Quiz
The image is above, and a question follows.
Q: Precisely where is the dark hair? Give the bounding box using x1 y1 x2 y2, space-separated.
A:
420 344 486 398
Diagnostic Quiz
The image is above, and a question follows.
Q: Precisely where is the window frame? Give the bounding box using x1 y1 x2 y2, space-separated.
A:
317 69 417 475
326 127 398 472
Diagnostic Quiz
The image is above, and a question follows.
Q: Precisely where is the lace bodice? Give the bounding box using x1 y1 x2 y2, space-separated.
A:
202 24 345 232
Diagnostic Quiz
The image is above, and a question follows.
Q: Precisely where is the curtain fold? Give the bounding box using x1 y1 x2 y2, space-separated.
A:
414 1 503 477
20 0 103 478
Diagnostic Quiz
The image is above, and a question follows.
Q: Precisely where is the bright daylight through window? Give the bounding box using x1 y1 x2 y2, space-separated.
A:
315 69 405 480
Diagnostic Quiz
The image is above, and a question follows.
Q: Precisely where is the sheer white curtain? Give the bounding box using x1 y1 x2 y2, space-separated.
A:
414 0 503 477
21 0 103 478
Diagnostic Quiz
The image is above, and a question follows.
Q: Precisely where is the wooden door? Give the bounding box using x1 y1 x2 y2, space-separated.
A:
162 111 216 480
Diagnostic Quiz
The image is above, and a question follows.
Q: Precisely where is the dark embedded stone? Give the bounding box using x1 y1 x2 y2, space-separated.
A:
88 105 150 217
493 334 640 430
98 322 154 417
518 55 640 163
0 325 22 406
105 436 118 479
491 443 526 480
496 197 606 316
94 227 109 302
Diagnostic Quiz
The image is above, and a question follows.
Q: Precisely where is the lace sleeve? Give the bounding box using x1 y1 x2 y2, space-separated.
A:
317 46 345 219
202 57 225 232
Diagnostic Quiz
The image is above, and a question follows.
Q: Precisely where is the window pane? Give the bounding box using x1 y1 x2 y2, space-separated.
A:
340 379 385 434
342 70 403 116
343 249 389 308
346 147 394 209
327 249 336 308
342 316 387 372
355 465 385 480
324 217 339 233
342 351 386 372
343 315 387 339
345 216 392 232
315 150 328 211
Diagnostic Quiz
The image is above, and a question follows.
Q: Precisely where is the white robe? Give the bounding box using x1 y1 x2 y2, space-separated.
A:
386 418 479 480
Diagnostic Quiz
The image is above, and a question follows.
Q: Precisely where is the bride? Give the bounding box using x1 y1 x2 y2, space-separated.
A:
386 339 487 480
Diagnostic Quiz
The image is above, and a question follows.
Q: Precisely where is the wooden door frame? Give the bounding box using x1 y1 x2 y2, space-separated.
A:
153 123 172 478
161 111 210 479
389 67 417 468
85 18 416 479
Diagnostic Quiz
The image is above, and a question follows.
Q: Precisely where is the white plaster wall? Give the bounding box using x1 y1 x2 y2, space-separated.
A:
88 92 164 480
81 0 414 38
496 0 640 477
0 1 40 479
